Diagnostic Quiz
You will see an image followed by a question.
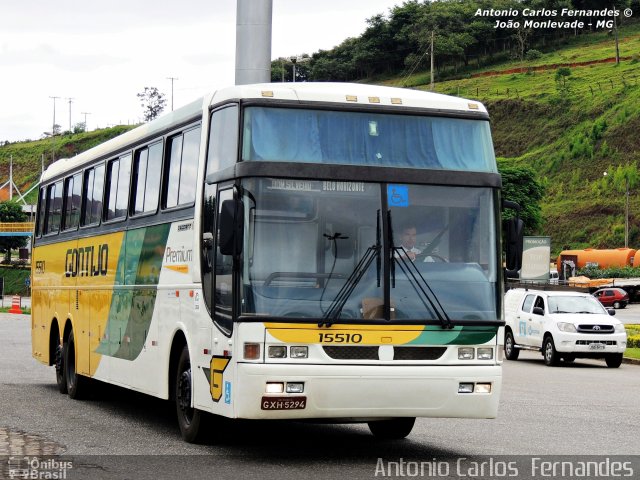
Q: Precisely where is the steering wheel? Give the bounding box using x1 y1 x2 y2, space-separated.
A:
415 253 448 263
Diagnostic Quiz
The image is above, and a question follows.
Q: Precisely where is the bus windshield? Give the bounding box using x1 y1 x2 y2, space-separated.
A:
240 178 498 323
242 107 497 173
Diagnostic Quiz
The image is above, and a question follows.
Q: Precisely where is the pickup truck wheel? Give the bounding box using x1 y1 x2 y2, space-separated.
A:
504 331 519 360
543 336 560 366
605 353 623 368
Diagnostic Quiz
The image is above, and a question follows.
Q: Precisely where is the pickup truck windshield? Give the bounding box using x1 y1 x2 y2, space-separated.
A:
548 296 606 314
239 178 498 323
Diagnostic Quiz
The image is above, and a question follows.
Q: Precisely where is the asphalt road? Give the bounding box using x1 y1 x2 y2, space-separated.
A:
1 313 639 480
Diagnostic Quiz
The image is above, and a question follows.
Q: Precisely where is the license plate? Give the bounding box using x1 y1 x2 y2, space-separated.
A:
589 343 605 350
261 396 307 410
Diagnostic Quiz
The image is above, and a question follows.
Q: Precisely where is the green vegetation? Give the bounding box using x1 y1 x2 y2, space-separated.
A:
0 306 31 315
0 266 30 296
0 125 136 204
624 325 639 359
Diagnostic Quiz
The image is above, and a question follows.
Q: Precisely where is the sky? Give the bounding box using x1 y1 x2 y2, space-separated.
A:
0 0 402 143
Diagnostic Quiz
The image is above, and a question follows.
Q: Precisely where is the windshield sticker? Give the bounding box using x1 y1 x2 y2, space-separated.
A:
268 179 321 192
388 185 409 207
322 181 366 193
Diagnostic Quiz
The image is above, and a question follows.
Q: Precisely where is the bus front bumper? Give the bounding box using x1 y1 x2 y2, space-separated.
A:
233 363 501 420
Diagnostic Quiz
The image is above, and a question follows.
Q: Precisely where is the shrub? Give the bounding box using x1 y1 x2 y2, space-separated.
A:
627 335 640 348
525 49 543 60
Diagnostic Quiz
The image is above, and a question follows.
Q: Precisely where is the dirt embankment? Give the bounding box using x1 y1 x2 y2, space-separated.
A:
472 56 632 78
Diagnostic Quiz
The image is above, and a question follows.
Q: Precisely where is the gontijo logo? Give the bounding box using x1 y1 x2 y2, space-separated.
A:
65 244 109 277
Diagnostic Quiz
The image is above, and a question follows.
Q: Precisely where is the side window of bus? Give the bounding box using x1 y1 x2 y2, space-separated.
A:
132 142 162 216
105 154 132 221
82 164 105 226
214 187 234 334
164 126 201 209
36 187 46 237
62 173 82 231
207 105 239 175
45 181 62 235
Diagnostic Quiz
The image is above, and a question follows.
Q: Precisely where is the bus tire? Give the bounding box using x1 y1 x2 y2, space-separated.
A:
176 345 207 443
504 330 519 360
65 330 89 399
55 335 67 394
368 417 415 440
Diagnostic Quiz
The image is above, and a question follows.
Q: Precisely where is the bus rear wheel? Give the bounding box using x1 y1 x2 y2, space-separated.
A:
55 336 67 394
368 417 415 440
176 346 207 443
65 330 89 399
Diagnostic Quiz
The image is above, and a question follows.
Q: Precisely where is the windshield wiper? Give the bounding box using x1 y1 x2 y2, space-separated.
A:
392 249 452 329
319 211 382 327
388 213 452 329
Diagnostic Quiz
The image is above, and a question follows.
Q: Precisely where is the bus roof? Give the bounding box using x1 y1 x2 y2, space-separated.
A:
41 83 488 184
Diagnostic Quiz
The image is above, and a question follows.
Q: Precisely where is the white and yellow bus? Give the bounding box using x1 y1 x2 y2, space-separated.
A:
32 82 509 442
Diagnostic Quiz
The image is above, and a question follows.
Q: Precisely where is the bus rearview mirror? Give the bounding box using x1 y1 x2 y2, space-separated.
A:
219 199 244 256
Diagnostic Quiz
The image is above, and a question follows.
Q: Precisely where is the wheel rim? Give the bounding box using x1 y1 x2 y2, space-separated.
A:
177 368 194 426
545 341 553 362
505 334 513 356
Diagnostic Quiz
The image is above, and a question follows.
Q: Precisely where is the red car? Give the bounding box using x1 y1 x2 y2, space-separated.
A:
593 288 629 309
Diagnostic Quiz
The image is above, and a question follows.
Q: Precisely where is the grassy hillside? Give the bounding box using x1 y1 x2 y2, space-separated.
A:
384 22 640 254
2 23 639 254
0 125 136 203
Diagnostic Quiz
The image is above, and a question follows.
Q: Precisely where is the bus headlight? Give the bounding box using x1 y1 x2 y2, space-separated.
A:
458 347 475 360
290 346 308 359
265 382 284 393
477 348 493 360
268 346 287 358
286 382 304 393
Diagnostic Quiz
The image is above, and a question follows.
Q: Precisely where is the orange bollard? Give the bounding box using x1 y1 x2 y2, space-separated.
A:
8 295 23 314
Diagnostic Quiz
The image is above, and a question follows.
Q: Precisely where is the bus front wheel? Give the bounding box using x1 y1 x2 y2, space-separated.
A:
368 417 415 440
176 346 207 443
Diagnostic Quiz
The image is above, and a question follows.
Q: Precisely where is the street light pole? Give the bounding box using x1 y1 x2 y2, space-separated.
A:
290 57 297 83
625 176 629 248
604 171 630 248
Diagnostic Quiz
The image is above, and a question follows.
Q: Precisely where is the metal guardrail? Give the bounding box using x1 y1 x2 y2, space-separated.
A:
0 222 34 235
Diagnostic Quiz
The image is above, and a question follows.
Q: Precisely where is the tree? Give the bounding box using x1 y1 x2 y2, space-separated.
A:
137 87 167 122
0 202 28 263
498 160 545 235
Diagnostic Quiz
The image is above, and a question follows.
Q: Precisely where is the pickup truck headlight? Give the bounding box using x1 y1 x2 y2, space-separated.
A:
557 322 577 333
614 324 626 333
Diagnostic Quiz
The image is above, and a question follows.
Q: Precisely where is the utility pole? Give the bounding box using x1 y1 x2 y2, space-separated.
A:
430 31 435 91
167 77 178 111
291 57 297 83
613 4 620 65
66 97 74 131
81 112 91 131
49 96 60 135
624 176 629 248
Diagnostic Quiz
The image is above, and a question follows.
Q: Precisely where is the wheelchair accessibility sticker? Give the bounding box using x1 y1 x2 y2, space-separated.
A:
388 185 409 207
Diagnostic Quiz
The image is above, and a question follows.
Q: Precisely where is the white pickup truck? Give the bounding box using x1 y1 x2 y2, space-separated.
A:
504 288 627 368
